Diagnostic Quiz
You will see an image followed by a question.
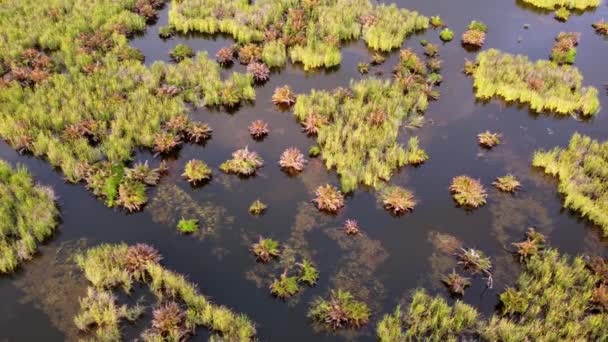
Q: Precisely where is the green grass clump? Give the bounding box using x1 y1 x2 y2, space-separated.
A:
220 147 264 176
294 49 436 192
270 272 301 299
309 289 370 329
379 185 417 215
182 159 212 184
493 174 522 193
297 259 319 286
170 44 194 62
462 21 487 47
308 145 321 157
159 25 175 39
439 28 454 41
450 176 487 208
550 32 579 65
554 7 571 21
248 199 267 215
430 16 445 28
520 0 599 10
0 0 255 210
251 237 280 263
169 0 427 70
471 49 599 116
0 161 59 274
75 243 256 341
177 218 199 234
533 133 608 236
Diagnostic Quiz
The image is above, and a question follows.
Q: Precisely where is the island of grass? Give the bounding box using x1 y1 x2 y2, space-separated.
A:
470 49 599 116
168 0 428 70
293 49 435 192
532 133 608 236
520 0 599 11
0 161 59 274
75 243 256 341
377 246 608 341
0 0 255 212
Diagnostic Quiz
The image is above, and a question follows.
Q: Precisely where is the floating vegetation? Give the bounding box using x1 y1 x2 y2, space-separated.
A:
477 131 501 148
376 289 479 341
550 32 579 65
343 219 361 235
520 0 599 10
457 248 493 288
248 120 270 139
462 21 487 48
379 185 417 215
169 0 428 70
309 289 370 329
182 159 212 184
294 48 436 191
0 0 255 210
170 43 194 62
532 133 608 236
272 85 297 106
512 228 546 261
249 200 267 216
279 148 307 174
439 28 454 42
270 271 301 299
357 62 370 74
313 184 345 213
592 19 608 36
493 174 522 193
251 237 280 263
75 244 256 340
450 176 487 208
554 7 571 21
442 270 471 296
298 259 320 286
220 147 264 176
246 62 270 82
177 218 199 234
470 49 599 116
0 161 58 274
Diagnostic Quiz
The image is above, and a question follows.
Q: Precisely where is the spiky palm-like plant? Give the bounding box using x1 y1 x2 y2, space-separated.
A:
298 259 319 286
279 147 307 173
248 120 269 139
313 184 345 213
477 131 501 148
151 302 186 339
182 159 212 184
186 122 212 143
117 181 147 212
220 147 264 176
492 174 521 192
124 243 162 276
270 271 301 299
164 114 190 134
380 186 417 215
343 219 360 235
442 270 470 296
216 46 234 65
251 237 280 263
125 161 161 185
309 289 370 329
449 176 487 208
272 86 296 106
512 228 545 261
153 132 181 154
249 199 267 215
247 62 270 82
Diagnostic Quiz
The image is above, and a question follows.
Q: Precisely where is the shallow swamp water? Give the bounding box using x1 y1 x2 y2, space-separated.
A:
1 0 608 340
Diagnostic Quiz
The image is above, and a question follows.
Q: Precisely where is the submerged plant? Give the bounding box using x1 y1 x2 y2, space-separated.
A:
220 147 264 176
493 174 521 192
380 186 417 215
170 44 194 62
477 131 501 148
449 176 487 208
248 120 269 139
313 184 345 213
251 237 280 263
279 148 307 173
439 28 454 42
442 270 471 296
343 219 361 235
270 271 301 299
272 86 296 106
309 289 370 329
249 199 267 215
182 160 212 185
177 218 199 234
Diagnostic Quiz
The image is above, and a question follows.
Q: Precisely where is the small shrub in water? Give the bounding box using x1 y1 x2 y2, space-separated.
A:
270 271 301 299
309 145 321 157
125 243 162 277
182 159 212 185
477 131 501 148
357 62 370 74
158 25 175 39
279 148 307 173
442 270 471 296
343 219 361 235
246 62 270 82
186 122 212 143
117 181 147 212
150 302 186 339
380 186 417 215
313 184 345 213
555 7 571 21
216 46 234 65
309 289 370 329
238 44 262 64
424 43 439 57
177 218 199 234
450 176 487 208
272 86 296 106
220 147 264 176
493 174 521 192
430 16 444 28
512 228 545 261
457 248 493 287
249 200 267 215
170 44 194 62
592 19 608 35
153 132 181 154
439 28 454 42
248 120 269 139
251 237 280 263
298 259 319 286
550 32 579 65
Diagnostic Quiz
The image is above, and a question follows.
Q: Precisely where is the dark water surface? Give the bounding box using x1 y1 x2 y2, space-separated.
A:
1 0 608 341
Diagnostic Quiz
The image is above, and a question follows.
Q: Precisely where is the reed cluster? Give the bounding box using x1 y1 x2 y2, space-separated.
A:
520 0 599 10
75 243 256 341
168 0 427 71
532 133 608 236
470 49 599 116
309 289 370 329
0 161 59 274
